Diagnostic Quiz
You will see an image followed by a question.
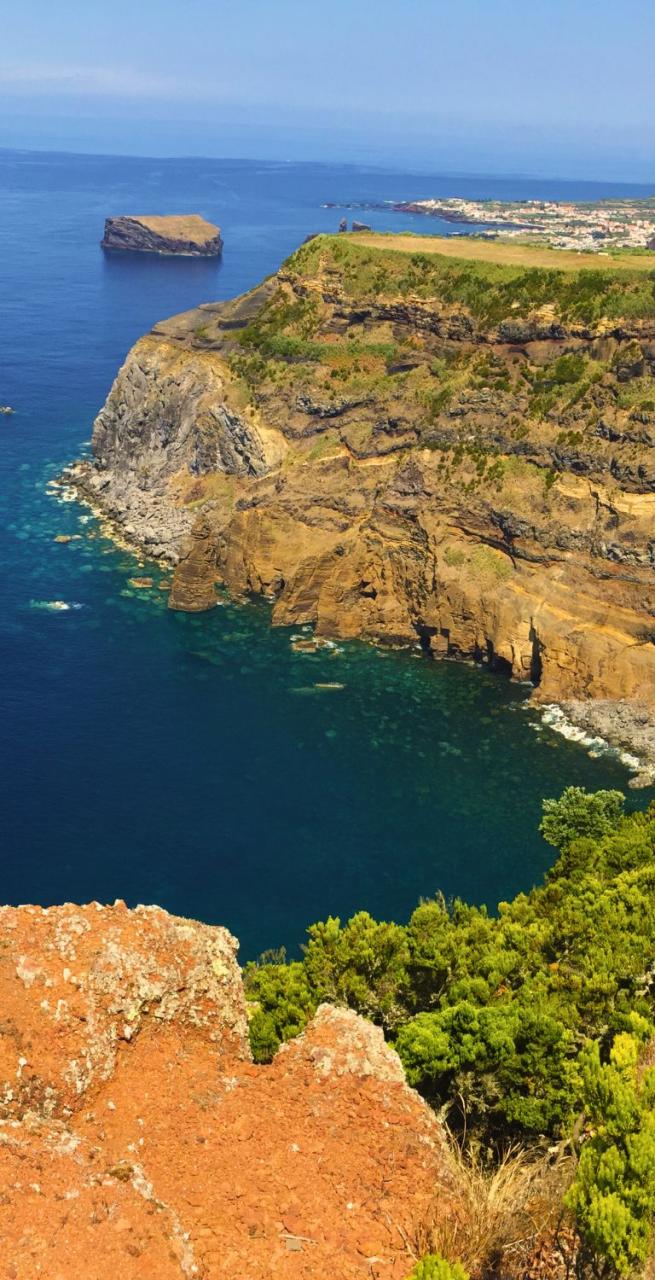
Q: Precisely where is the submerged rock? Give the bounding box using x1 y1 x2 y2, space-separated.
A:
101 214 223 257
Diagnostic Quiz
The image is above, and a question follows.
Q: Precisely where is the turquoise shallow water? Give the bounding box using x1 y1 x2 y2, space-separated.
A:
1 151 652 957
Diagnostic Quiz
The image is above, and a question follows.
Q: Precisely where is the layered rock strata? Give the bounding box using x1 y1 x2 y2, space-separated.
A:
69 233 655 769
0 901 459 1278
101 215 223 257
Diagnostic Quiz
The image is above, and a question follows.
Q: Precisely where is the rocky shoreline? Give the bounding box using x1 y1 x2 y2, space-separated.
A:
62 458 191 563
60 455 655 787
556 699 655 788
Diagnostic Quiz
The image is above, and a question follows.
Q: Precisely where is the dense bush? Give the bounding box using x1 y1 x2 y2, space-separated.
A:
245 788 655 1142
567 1033 655 1276
245 788 655 1274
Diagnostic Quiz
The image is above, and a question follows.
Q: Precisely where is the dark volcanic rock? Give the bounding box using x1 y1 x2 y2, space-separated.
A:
101 214 223 257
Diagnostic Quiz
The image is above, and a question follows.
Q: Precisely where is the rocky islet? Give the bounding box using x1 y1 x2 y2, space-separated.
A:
101 214 223 257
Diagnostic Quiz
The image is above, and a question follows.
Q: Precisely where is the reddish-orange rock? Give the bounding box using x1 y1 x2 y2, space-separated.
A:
0 904 461 1278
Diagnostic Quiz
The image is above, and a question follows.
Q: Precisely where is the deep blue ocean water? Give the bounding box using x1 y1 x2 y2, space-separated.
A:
1 150 652 957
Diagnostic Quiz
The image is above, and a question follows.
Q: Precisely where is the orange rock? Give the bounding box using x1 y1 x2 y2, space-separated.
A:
0 903 463 1278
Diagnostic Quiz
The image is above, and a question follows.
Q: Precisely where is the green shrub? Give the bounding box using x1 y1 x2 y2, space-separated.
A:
395 999 576 1133
244 958 316 1061
244 790 655 1143
409 1256 469 1280
567 1033 655 1276
550 353 587 384
443 546 466 567
540 786 625 853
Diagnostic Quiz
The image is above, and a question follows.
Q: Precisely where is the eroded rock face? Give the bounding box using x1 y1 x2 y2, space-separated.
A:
0 903 459 1278
0 901 249 1118
101 215 223 257
168 517 220 611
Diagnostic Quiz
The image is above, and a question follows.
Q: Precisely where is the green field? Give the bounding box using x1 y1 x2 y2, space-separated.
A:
346 230 655 272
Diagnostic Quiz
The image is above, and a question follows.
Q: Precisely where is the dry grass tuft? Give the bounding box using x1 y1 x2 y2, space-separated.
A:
411 1135 574 1279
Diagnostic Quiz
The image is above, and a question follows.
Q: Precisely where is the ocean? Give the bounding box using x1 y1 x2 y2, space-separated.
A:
1 149 651 957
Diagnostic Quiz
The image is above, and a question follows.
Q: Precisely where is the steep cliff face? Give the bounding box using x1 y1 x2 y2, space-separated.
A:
101 214 223 257
0 902 459 1278
71 233 655 761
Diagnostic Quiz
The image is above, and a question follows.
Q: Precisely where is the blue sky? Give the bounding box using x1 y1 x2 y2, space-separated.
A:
2 0 654 179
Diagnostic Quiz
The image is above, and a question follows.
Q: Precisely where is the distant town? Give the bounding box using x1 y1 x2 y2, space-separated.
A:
325 197 655 252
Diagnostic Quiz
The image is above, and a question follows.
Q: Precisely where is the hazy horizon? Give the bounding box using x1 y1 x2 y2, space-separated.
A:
2 0 655 183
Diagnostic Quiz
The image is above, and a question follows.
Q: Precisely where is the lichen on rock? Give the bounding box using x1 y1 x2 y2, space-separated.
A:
0 901 461 1278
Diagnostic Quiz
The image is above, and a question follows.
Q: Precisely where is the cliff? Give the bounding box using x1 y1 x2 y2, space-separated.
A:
101 215 223 257
70 232 655 770
0 901 461 1278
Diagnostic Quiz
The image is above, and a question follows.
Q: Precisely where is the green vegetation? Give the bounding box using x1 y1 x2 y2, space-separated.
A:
469 545 514 580
245 788 655 1274
284 236 655 325
410 1257 469 1280
235 289 397 366
218 243 655 486
521 351 603 419
246 788 655 1135
567 1035 655 1276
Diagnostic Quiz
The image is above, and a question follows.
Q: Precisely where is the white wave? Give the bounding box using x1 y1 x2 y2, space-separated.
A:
539 703 642 773
30 599 84 613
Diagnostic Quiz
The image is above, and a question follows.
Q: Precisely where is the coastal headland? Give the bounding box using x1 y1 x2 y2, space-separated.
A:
69 231 655 776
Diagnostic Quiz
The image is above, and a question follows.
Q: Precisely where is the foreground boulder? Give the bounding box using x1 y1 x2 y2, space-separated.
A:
101 215 223 256
0 902 460 1278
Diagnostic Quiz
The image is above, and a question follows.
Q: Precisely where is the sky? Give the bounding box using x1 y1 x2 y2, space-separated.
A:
1 0 654 180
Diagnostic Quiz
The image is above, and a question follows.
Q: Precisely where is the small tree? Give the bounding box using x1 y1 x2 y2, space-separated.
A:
540 787 624 853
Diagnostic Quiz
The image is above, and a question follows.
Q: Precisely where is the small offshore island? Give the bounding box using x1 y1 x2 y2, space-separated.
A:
101 213 223 256
69 230 655 779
